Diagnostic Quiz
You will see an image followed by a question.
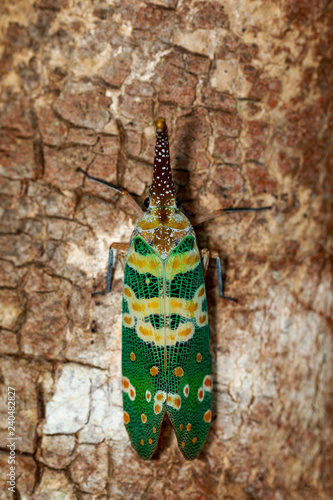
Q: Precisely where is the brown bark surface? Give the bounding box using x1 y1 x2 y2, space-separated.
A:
0 1 332 498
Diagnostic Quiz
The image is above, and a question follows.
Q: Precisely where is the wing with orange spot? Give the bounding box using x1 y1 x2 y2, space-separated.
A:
165 235 212 460
122 236 166 459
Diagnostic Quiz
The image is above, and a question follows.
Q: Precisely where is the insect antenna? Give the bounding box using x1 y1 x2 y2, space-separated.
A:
77 167 143 215
224 206 272 213
77 167 123 193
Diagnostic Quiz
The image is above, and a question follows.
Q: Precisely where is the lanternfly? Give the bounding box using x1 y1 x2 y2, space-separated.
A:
78 117 270 459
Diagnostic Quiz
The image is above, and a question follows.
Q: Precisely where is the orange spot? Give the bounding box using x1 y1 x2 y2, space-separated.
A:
150 366 159 376
181 442 185 448
140 439 144 446
199 314 206 324
192 437 197 444
148 438 153 445
130 352 136 361
157 393 165 401
186 423 191 432
184 386 189 396
124 316 132 325
154 403 161 414
141 414 147 423
204 410 212 423
198 389 204 400
174 396 181 408
139 325 150 337
146 391 151 402
130 389 135 399
148 300 158 309
174 367 184 377
153 427 156 433
123 411 130 424
167 395 172 402
196 353 202 363
187 302 198 314
123 379 129 389
198 287 205 297
179 326 192 337
204 376 212 388
132 302 142 312
180 424 183 431
124 287 132 297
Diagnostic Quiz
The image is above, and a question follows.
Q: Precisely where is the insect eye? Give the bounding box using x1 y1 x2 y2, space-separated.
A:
176 198 182 209
143 197 150 209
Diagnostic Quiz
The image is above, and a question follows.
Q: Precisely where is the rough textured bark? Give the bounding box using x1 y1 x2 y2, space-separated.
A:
0 0 332 498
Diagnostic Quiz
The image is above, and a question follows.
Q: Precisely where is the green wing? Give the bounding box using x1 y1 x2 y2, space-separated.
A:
122 235 212 460
122 236 166 459
165 236 212 460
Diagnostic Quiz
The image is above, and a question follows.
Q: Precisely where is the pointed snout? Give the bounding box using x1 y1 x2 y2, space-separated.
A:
155 117 167 132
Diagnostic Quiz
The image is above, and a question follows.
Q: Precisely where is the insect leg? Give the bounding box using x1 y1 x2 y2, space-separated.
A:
93 242 129 296
191 206 271 226
77 168 143 216
202 249 238 303
117 251 128 270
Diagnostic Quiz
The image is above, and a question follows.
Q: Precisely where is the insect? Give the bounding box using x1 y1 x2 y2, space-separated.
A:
78 117 270 460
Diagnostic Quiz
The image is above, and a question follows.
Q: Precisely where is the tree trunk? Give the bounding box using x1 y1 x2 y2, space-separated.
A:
0 0 332 498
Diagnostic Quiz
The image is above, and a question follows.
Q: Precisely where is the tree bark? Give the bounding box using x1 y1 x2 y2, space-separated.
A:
0 0 332 498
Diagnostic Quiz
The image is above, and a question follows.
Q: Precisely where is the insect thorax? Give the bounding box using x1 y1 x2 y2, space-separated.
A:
134 207 195 260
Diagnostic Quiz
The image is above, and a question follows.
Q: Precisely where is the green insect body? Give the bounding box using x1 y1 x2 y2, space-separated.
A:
79 117 271 459
121 118 212 460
